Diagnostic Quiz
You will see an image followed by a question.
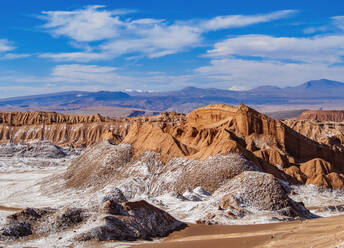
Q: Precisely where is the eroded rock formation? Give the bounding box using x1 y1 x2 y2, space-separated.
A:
0 111 186 147
122 104 344 189
62 141 317 226
285 119 344 150
298 110 344 122
3 104 344 189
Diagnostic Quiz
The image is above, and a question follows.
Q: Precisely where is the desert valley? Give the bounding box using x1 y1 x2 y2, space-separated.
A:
2 104 344 247
1 1 344 247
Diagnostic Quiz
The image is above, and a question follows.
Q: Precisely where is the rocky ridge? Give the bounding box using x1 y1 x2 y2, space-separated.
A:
0 111 186 147
298 110 344 122
2 104 344 189
285 119 344 149
122 104 344 189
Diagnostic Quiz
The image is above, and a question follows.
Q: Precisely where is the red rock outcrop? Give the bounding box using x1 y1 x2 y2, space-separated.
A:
0 111 111 126
122 104 344 189
300 158 334 178
3 105 344 189
0 111 186 147
284 119 344 150
298 110 344 122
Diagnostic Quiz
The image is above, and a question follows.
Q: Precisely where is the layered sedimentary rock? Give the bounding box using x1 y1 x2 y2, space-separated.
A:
0 111 110 126
122 104 344 189
3 104 344 189
298 110 344 122
284 119 344 150
7 105 344 246
0 111 186 147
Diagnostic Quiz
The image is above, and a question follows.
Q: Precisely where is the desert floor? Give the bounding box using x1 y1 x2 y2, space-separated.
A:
2 168 344 248
133 215 344 248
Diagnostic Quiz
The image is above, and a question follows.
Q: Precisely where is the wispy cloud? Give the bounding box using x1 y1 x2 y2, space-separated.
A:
302 16 344 34
39 52 110 62
0 39 15 53
195 25 344 87
5 6 344 95
194 15 344 89
333 16 344 30
0 39 31 60
195 57 344 88
39 6 296 62
205 34 344 64
303 26 330 34
199 10 297 31
1 53 31 60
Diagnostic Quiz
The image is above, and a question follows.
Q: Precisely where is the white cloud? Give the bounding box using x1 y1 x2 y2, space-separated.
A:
303 26 329 34
39 52 111 62
199 10 297 31
100 24 201 59
39 6 296 61
3 57 344 96
333 16 344 30
41 5 128 42
195 58 344 88
0 39 15 53
198 30 344 88
1 53 31 60
303 16 344 34
205 34 344 64
0 39 32 60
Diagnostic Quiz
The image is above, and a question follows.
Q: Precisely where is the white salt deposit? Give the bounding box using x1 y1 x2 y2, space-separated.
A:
2 141 344 247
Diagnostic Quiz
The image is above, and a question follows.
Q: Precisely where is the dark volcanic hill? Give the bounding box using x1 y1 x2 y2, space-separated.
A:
1 79 344 114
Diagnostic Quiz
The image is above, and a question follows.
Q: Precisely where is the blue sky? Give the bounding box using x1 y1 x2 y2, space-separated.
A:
0 0 344 98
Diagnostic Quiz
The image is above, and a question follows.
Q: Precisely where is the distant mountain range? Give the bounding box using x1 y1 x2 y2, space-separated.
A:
1 79 344 114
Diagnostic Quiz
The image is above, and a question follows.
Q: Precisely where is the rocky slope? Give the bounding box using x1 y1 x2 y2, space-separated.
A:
1 200 185 243
0 141 81 171
61 141 315 226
